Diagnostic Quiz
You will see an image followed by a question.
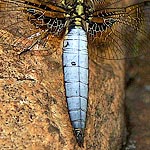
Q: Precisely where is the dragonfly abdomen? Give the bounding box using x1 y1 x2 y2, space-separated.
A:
63 26 88 146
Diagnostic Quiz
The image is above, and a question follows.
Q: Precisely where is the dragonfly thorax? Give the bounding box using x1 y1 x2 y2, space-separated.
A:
65 0 87 31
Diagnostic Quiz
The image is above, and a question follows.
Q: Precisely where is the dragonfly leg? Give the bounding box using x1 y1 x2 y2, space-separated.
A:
18 48 31 56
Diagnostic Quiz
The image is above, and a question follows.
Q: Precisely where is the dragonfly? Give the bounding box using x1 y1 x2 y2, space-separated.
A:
0 0 150 147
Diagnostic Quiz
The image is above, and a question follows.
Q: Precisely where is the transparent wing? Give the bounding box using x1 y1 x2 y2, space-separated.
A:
0 0 66 55
85 0 123 10
88 1 150 59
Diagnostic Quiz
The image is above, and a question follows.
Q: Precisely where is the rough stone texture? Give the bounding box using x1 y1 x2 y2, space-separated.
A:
0 33 125 150
86 58 126 150
0 1 126 150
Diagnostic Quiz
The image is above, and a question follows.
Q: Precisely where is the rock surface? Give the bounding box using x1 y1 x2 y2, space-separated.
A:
0 31 125 149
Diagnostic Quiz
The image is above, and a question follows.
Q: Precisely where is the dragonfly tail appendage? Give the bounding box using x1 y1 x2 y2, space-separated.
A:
74 128 84 147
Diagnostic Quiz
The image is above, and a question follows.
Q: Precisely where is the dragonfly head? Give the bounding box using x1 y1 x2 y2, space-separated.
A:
74 128 84 147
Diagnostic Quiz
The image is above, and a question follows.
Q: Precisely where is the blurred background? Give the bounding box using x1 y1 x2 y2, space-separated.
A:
123 0 150 150
125 55 150 150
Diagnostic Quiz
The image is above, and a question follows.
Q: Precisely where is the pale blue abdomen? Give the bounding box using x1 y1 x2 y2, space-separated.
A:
63 26 88 134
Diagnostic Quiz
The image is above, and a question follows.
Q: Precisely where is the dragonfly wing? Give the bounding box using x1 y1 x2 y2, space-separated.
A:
85 0 123 10
0 0 66 55
88 1 150 60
